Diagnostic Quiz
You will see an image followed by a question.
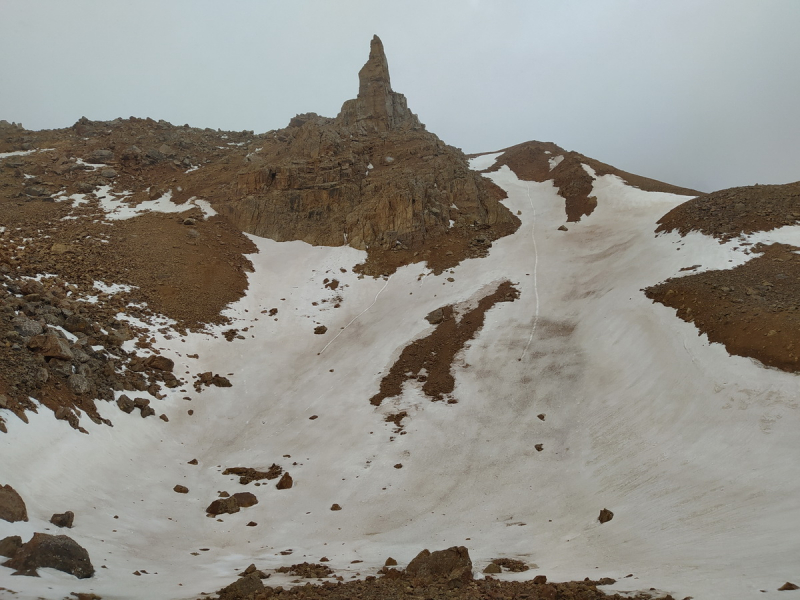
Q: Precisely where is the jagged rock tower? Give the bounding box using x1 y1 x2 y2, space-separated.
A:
213 35 519 274
336 35 421 133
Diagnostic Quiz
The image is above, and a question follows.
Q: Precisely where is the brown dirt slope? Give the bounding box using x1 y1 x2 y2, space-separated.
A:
656 181 800 240
645 243 800 373
473 141 699 222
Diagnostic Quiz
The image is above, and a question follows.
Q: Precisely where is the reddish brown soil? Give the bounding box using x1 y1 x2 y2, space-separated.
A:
473 141 699 222
656 181 800 241
213 573 663 600
645 243 800 373
369 281 520 406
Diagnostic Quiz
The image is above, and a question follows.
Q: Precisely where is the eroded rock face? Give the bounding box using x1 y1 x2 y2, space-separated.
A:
405 546 473 585
211 35 518 273
0 484 28 522
3 532 94 578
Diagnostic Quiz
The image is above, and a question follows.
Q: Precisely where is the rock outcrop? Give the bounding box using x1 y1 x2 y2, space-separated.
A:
405 546 473 586
208 35 518 275
3 532 94 578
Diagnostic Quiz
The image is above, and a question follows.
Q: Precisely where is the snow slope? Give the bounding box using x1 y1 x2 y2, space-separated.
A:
1 157 799 599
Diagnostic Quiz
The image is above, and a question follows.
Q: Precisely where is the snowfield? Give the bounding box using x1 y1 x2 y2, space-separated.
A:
1 155 799 599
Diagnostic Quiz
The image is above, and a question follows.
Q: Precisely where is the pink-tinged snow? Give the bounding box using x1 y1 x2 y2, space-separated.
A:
1 156 799 599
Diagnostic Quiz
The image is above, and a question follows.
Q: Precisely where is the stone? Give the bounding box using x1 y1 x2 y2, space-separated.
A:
0 484 28 522
100 168 117 179
0 535 22 558
405 546 473 585
28 333 74 360
173 485 189 494
3 533 94 578
50 242 72 254
330 504 342 511
86 149 114 164
483 562 502 574
211 374 232 387
535 444 543 452
385 557 397 566
116 395 135 413
598 508 614 524
425 308 444 325
68 374 92 395
12 317 43 337
779 582 800 591
188 458 198 465
558 225 568 231
50 511 75 528
24 185 48 197
76 181 96 193
314 325 328 335
133 397 150 408
64 314 94 335
206 497 240 516
276 472 293 490
232 492 258 508
144 355 174 372
537 413 546 421
533 575 547 584
140 405 156 418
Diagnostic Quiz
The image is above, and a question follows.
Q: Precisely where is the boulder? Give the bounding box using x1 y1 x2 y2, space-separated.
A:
64 314 94 335
50 511 75 528
27 333 74 360
232 492 258 508
100 168 117 179
116 395 135 413
425 308 444 325
598 508 614 524
276 472 293 490
405 546 473 585
173 485 189 494
0 535 22 558
144 355 174 372
0 484 28 522
779 582 800 591
483 562 502 574
68 374 92 395
12 317 43 337
86 149 114 164
206 497 240 516
3 532 94 578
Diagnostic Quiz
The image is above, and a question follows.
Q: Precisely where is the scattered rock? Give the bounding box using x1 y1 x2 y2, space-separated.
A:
223 465 282 485
425 308 444 325
0 484 28 522
246 521 257 527
116 395 135 413
535 444 543 452
68 374 92 395
188 458 198 465
276 562 334 579
598 508 614 524
533 575 547 584
173 485 189 494
558 225 568 231
99 168 117 179
159 414 169 422
537 413 546 421
206 497 240 516
779 582 800 591
405 546 473 586
314 325 328 335
492 558 529 572
330 504 342 511
26 333 74 360
0 535 22 558
385 557 397 566
276 472 293 490
144 355 174 372
483 562 502 574
232 492 258 508
86 149 114 164
2 533 94 578
140 405 156 418
50 511 75 528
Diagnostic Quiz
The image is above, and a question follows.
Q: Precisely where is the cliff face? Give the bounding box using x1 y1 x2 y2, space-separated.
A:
210 36 518 274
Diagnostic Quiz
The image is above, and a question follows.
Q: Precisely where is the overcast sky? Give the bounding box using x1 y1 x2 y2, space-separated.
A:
2 0 799 192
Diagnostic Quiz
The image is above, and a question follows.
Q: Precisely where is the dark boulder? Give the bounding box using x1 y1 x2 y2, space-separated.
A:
0 484 28 522
3 532 94 578
50 511 75 528
405 546 473 586
0 535 22 558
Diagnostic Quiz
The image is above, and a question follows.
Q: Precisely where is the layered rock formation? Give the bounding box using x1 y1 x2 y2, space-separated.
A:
206 35 518 274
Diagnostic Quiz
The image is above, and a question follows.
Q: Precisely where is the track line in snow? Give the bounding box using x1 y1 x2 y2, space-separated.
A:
318 275 393 355
519 183 540 362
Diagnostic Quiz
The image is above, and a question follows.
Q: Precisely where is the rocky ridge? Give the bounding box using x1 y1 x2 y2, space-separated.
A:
474 140 699 222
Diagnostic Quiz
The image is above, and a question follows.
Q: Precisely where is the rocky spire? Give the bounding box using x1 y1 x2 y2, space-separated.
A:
336 35 421 133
